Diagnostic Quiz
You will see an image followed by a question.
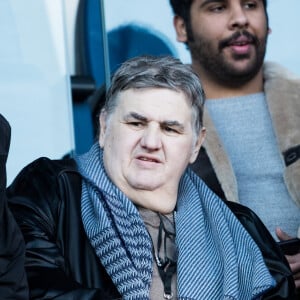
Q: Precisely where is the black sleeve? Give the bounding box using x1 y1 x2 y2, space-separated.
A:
0 113 29 300
7 158 119 300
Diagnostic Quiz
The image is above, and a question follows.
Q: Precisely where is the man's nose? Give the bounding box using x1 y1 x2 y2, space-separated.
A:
229 5 249 30
140 125 162 150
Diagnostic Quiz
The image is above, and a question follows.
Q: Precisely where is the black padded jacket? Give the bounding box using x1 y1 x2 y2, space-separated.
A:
0 114 28 300
7 157 296 299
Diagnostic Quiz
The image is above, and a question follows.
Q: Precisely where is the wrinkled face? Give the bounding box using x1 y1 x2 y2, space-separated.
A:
99 88 204 198
176 0 269 86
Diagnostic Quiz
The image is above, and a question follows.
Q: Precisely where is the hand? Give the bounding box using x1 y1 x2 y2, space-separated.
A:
276 227 300 291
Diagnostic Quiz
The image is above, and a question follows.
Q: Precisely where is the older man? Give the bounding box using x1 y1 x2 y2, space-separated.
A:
8 56 294 299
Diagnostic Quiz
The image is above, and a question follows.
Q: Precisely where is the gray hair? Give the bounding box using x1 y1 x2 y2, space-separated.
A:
103 55 205 135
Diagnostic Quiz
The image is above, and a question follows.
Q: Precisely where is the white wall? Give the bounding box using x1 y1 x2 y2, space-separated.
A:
0 0 74 184
266 0 300 75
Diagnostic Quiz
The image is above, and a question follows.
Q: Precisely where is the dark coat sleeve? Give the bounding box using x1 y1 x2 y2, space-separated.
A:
7 157 120 300
0 113 29 300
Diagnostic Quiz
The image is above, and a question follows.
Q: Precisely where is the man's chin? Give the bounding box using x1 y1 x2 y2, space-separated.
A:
214 60 261 85
130 181 161 191
224 55 255 70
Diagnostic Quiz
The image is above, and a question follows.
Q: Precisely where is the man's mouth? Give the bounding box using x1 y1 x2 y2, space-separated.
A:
228 36 253 47
220 31 256 50
222 34 255 56
137 156 160 163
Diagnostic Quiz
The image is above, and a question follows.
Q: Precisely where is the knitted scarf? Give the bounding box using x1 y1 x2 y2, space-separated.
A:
76 143 275 299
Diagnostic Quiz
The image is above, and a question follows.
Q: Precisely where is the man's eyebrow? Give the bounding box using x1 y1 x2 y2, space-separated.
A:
162 120 185 131
124 112 185 130
200 0 223 7
124 112 148 122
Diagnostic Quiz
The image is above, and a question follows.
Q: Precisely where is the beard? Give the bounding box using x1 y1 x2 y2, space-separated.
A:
188 29 268 87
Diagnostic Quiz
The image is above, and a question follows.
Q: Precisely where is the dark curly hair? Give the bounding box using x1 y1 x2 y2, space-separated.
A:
169 0 268 24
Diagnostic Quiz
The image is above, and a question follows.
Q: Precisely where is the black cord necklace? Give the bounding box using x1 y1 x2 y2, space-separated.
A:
153 213 177 299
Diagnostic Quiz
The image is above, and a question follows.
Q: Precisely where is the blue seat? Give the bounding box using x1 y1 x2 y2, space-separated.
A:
108 23 177 76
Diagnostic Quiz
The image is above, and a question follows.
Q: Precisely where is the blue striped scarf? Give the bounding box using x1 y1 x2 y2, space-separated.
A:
76 143 275 299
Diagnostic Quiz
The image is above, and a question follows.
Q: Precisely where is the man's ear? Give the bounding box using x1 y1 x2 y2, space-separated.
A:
189 127 206 164
268 27 272 35
99 110 107 148
174 16 188 43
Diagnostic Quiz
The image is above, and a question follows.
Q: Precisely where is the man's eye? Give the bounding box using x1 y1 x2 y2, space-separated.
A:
209 5 225 13
164 126 178 134
128 121 143 127
244 1 257 9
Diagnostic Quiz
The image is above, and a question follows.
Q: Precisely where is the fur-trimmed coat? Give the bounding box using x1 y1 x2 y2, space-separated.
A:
193 62 300 237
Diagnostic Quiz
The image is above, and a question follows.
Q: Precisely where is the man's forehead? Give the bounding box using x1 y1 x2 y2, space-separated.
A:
116 88 188 105
115 88 192 121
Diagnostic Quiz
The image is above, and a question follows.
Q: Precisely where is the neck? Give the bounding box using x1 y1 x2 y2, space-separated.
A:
192 62 264 100
125 188 177 214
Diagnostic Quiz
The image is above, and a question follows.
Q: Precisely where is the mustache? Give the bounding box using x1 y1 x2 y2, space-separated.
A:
219 30 258 50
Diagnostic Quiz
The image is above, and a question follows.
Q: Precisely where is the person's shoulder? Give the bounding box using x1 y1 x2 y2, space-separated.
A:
224 200 280 252
7 156 81 226
7 156 79 198
224 200 259 222
19 156 77 175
